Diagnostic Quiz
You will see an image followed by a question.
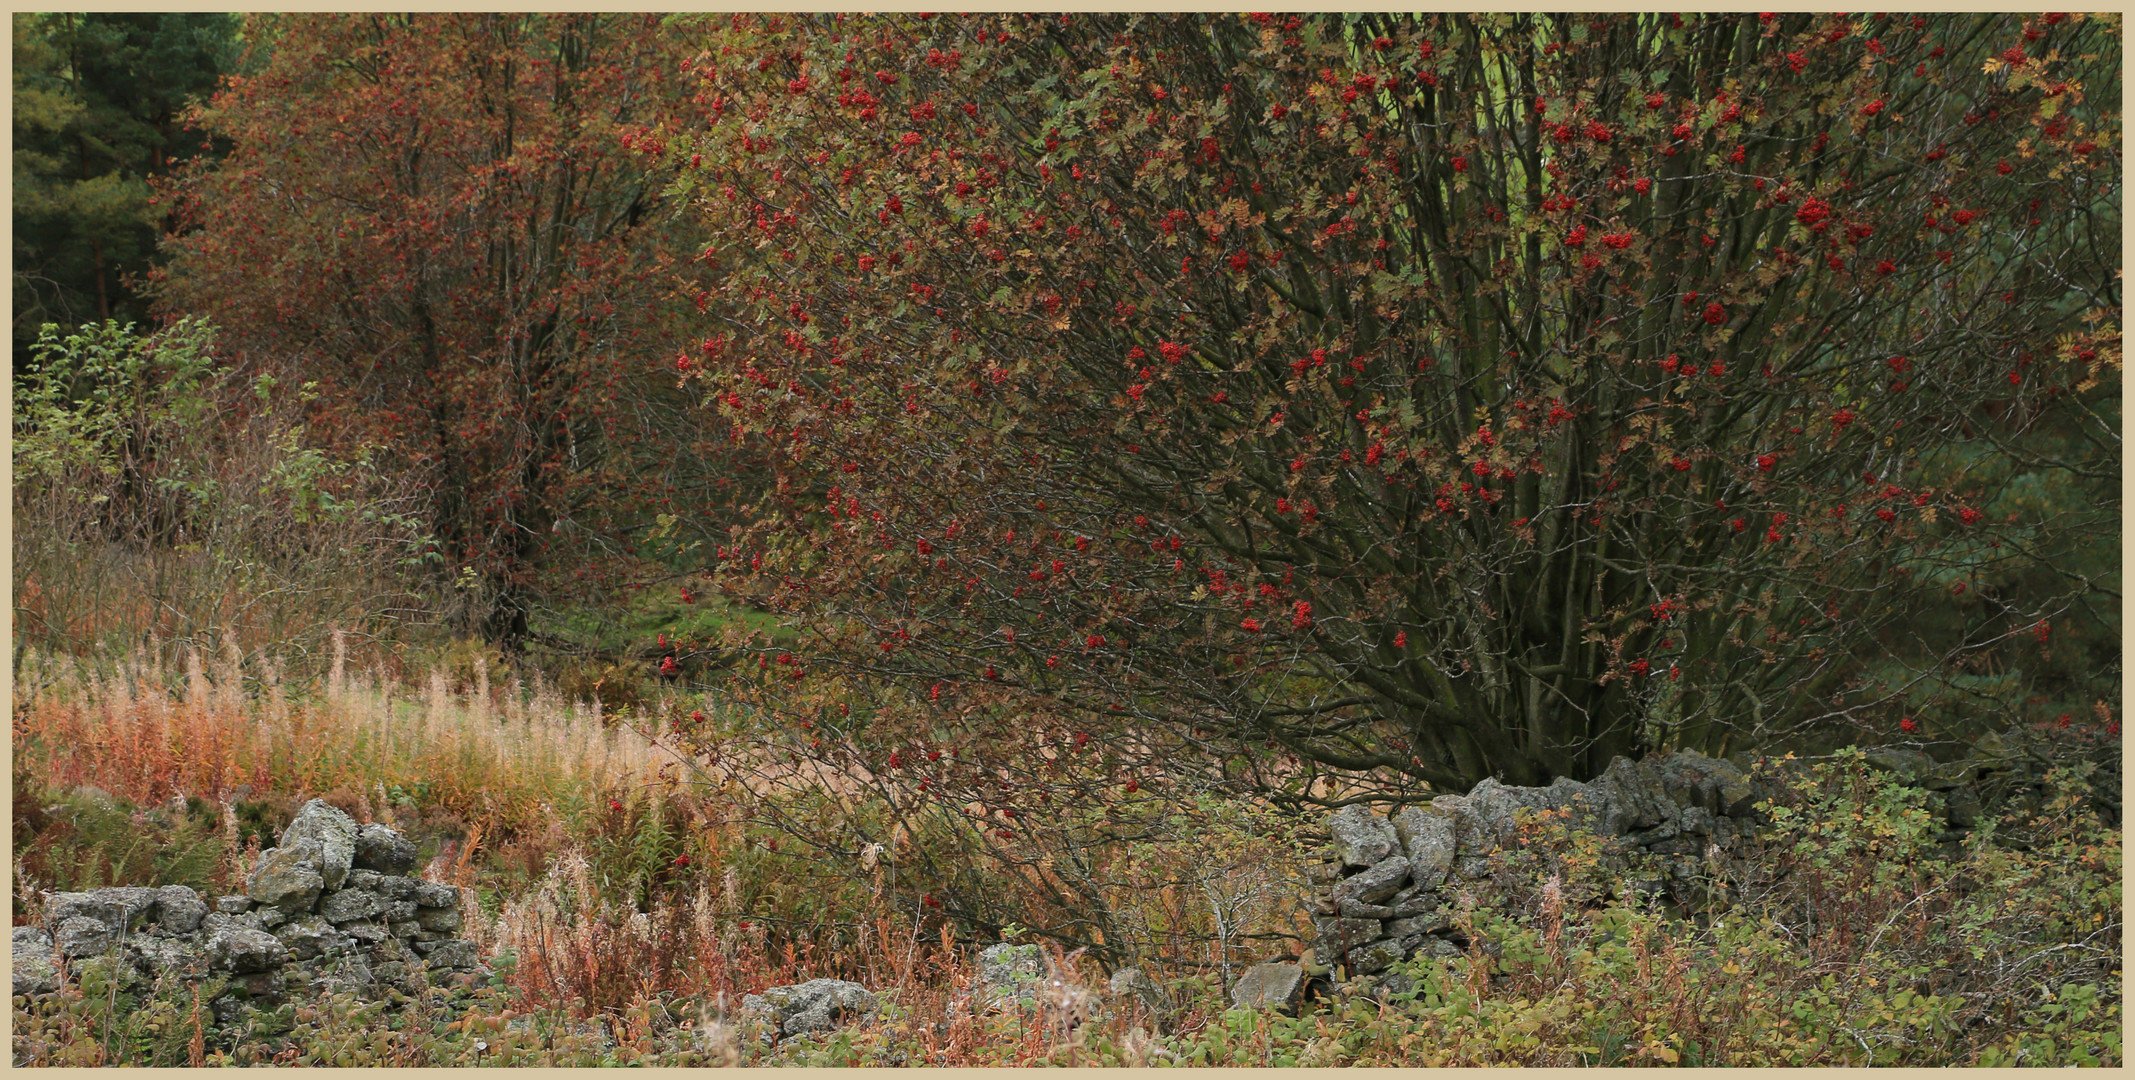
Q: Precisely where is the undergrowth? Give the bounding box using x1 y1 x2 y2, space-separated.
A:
11 648 2121 1066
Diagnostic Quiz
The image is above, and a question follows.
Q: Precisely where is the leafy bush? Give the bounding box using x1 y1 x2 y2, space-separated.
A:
12 318 434 675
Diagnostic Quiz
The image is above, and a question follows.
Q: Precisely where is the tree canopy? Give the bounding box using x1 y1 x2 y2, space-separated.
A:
672 12 2119 793
12 12 239 368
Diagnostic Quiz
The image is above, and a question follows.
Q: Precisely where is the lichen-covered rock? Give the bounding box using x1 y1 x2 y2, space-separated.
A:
978 942 1044 992
410 881 458 908
419 939 479 972
214 895 255 915
1385 909 1452 939
208 924 288 973
52 916 116 959
353 823 419 874
1345 937 1410 975
1453 777 1589 853
13 927 59 997
273 914 351 962
1310 916 1383 967
155 885 208 933
413 906 461 933
46 887 161 934
341 922 389 946
1329 855 1411 905
1328 805 1399 867
1229 961 1305 1014
246 846 325 912
742 978 879 1039
123 935 207 979
319 889 387 924
368 875 421 901
279 799 359 890
1390 806 1457 889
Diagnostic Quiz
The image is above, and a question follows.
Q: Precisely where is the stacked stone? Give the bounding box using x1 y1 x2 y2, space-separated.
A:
17 799 484 1024
1301 751 1761 981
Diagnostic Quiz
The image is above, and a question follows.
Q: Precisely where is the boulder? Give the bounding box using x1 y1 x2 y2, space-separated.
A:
370 875 422 901
742 978 879 1039
419 939 480 972
319 889 387 924
1309 916 1383 967
1229 961 1305 1014
123 935 207 979
207 925 288 973
155 885 208 933
1327 805 1399 867
1385 910 1452 939
46 887 161 934
273 915 350 962
1329 855 1411 905
1345 937 1410 975
352 823 419 874
978 942 1044 992
52 916 116 959
1588 757 1675 836
1390 806 1457 889
245 847 325 913
13 927 59 997
278 799 359 890
413 906 461 933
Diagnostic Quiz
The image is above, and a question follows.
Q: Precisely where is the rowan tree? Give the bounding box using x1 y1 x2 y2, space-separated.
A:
154 13 756 643
674 12 2118 800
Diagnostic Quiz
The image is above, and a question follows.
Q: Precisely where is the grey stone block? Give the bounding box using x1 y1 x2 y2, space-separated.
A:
207 925 288 973
742 978 878 1038
279 799 359 890
1229 961 1305 1014
320 889 387 924
353 823 419 874
413 905 461 932
155 885 208 933
1391 805 1457 889
245 847 324 913
53 916 116 959
1328 805 1399 867
1330 855 1411 905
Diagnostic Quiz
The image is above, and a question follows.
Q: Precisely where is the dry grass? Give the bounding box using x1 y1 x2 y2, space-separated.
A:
13 637 693 840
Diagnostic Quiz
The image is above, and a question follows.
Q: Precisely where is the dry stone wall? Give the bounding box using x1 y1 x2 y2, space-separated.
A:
1229 747 2006 1011
14 800 484 1026
1301 751 1759 984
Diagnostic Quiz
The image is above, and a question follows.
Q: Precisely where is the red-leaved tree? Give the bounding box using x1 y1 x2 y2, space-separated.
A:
155 13 756 643
673 13 2117 808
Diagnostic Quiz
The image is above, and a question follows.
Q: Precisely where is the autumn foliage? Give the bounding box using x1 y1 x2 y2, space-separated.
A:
153 13 756 640
670 13 2119 794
